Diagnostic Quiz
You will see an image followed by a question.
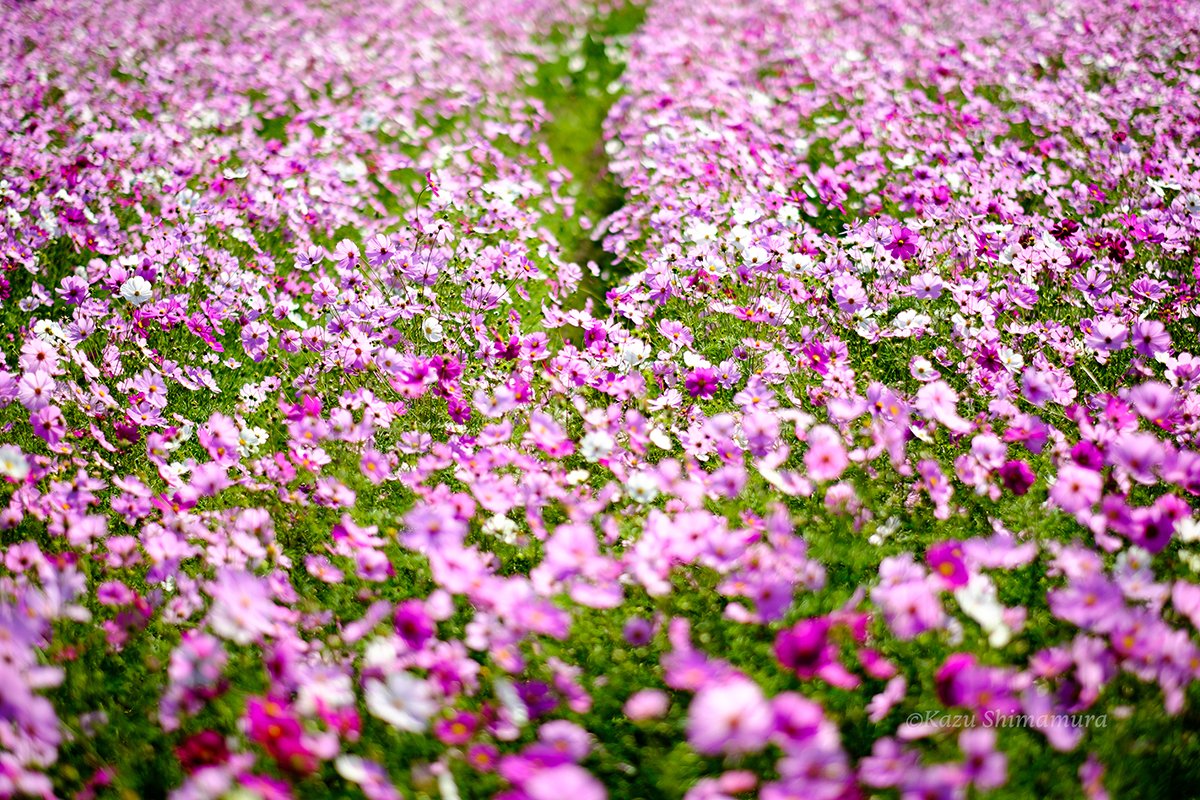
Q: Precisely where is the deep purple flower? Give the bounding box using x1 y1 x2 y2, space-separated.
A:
394 600 434 649
774 618 833 678
998 460 1036 496
447 396 472 424
935 653 976 707
1132 496 1185 553
1071 441 1104 471
623 617 654 647
175 730 230 774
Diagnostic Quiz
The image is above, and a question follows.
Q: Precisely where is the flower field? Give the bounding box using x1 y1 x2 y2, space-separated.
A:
2 0 1200 797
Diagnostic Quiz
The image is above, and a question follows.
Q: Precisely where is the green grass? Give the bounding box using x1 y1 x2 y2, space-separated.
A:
530 2 647 312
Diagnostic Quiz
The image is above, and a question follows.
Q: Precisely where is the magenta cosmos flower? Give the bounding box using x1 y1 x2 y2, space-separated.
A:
684 367 719 399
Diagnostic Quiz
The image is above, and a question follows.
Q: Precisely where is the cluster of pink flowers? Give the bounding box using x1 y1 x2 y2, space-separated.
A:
2 0 1200 797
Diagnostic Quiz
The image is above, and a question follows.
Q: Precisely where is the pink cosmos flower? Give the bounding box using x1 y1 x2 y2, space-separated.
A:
1049 465 1103 514
30 405 66 445
960 728 1007 789
16 371 55 411
207 569 278 645
866 675 907 723
359 449 391 484
1083 317 1128 353
1131 320 1171 357
687 677 774 755
1172 581 1200 631
434 712 478 745
804 425 848 482
872 555 945 639
364 234 395 268
525 765 606 800
914 381 973 433
1127 382 1177 429
624 689 669 721
1109 432 1163 485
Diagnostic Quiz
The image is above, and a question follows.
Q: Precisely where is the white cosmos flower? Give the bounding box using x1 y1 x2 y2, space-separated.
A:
565 469 590 486
686 221 718 242
236 426 268 456
732 203 762 225
336 755 370 784
296 671 354 717
438 772 461 800
954 574 1011 648
649 427 673 450
119 276 153 305
910 357 938 381
580 431 615 463
494 677 529 728
363 636 402 670
483 514 518 544
0 445 29 481
626 471 659 504
33 319 66 343
869 516 901 547
365 672 436 732
421 317 444 343
743 245 770 267
730 225 754 248
619 339 650 368
998 347 1024 372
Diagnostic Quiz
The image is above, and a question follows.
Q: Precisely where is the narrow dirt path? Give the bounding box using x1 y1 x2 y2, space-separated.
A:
531 3 646 311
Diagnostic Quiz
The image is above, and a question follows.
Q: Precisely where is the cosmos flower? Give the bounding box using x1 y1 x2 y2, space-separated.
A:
525 765 607 800
684 368 719 399
998 460 1036 496
1049 465 1103 514
119 276 154 305
422 318 444 343
804 425 849 482
3 0 1200 795
0 445 30 481
884 226 918 260
364 672 436 733
206 569 278 645
687 677 774 755
16 371 55 412
926 541 968 588
624 689 669 721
